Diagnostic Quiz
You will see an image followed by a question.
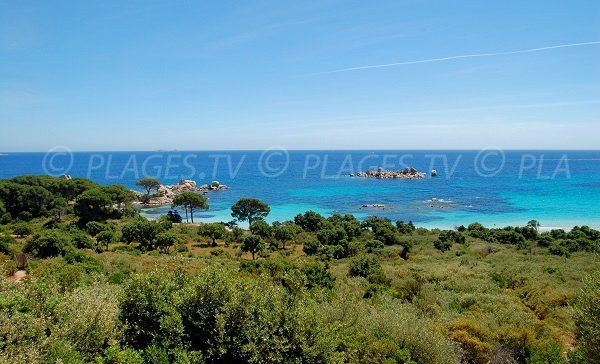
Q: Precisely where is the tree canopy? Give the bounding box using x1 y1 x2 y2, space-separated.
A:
231 198 270 226
172 192 208 223
135 178 161 195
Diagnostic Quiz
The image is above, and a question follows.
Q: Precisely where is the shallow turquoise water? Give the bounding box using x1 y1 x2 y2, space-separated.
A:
0 150 598 229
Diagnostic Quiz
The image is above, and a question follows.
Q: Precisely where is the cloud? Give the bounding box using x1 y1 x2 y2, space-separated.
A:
319 41 600 74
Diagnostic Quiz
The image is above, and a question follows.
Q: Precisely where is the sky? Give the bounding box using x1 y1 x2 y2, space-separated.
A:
0 0 599 151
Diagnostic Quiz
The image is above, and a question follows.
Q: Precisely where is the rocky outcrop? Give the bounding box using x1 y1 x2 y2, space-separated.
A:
361 204 385 209
134 179 229 207
350 167 426 179
198 180 229 191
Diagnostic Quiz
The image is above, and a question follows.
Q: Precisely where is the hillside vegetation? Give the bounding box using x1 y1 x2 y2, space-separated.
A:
0 175 599 364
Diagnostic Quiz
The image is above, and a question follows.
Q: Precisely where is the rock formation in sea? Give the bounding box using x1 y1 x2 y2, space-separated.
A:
349 167 426 179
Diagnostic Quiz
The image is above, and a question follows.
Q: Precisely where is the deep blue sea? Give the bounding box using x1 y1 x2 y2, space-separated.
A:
1 150 599 229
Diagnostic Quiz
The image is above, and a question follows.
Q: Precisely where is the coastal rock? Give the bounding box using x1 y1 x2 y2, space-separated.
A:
135 179 229 207
431 169 437 177
362 204 385 209
350 167 425 180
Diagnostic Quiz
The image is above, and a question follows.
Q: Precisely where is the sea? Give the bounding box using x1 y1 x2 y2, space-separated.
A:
1 150 599 230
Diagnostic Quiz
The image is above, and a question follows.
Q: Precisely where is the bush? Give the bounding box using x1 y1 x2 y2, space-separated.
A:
23 230 72 258
0 234 16 254
348 254 382 278
70 229 95 249
96 230 117 250
302 262 335 290
154 231 181 254
13 222 33 238
574 270 600 363
0 213 12 225
85 221 113 237
57 284 122 359
303 239 320 256
434 239 452 252
17 211 33 221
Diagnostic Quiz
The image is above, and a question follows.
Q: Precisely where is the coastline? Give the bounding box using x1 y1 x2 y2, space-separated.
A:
139 204 600 231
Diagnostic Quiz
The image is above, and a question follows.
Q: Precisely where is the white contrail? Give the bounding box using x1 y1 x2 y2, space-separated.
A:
321 41 600 74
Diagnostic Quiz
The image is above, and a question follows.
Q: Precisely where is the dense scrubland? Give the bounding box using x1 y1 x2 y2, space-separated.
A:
0 175 599 364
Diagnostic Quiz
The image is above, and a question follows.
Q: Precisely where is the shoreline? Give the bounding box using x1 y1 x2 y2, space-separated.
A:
139 205 600 231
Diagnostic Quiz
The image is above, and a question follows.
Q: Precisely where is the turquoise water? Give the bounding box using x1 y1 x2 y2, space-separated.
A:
0 150 598 229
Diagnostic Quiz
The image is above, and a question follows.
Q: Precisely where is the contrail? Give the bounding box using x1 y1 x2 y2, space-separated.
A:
320 41 600 74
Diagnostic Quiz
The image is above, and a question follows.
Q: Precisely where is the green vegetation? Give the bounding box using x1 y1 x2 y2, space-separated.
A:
135 178 161 195
172 192 208 223
231 197 270 225
0 175 599 363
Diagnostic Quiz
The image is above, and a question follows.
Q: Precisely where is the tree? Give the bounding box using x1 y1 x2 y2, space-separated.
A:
241 235 264 260
272 223 300 250
70 229 95 249
172 192 208 223
51 197 69 220
96 230 116 251
121 218 168 250
166 210 182 223
155 231 181 254
74 189 113 222
231 198 270 226
527 220 540 233
303 239 320 256
85 221 113 237
198 223 227 246
249 220 272 240
574 270 600 363
294 211 324 232
102 185 136 210
135 178 161 195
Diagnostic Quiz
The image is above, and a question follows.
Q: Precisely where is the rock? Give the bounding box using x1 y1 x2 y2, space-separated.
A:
349 167 425 180
431 169 437 177
59 174 72 180
135 179 230 207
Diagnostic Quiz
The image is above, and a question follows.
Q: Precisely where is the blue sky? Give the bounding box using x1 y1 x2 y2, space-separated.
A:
1 0 599 151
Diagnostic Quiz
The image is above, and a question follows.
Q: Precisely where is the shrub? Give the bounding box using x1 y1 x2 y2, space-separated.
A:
121 219 166 250
434 239 452 252
57 284 122 358
96 230 117 251
154 231 181 254
348 254 382 278
13 222 33 238
303 239 320 256
0 234 16 254
448 320 492 364
302 262 335 290
85 221 112 237
70 229 95 249
17 211 33 221
574 270 600 363
0 213 12 225
24 230 71 258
